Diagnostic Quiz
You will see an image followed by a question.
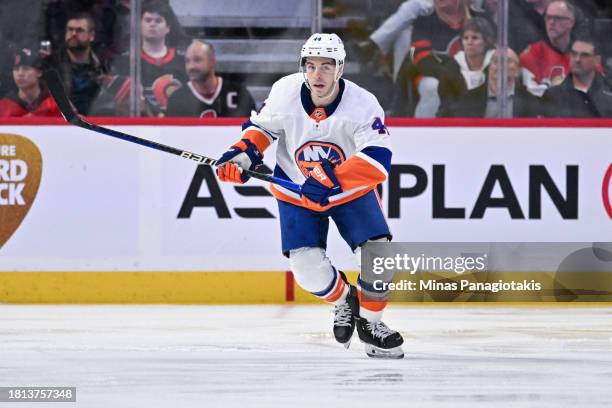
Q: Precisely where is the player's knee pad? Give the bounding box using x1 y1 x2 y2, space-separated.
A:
289 247 336 293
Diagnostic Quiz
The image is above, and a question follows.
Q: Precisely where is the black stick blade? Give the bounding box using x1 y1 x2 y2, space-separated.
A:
43 69 79 123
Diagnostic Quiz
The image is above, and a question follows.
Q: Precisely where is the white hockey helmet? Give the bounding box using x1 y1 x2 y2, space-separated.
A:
300 33 346 81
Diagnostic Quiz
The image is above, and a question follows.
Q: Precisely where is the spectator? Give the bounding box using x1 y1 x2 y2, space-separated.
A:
45 12 109 115
394 0 478 117
437 17 496 116
476 0 552 53
521 0 555 43
166 40 255 118
542 37 612 117
112 0 187 116
0 48 61 118
520 0 590 95
103 0 189 62
438 48 541 117
363 0 435 80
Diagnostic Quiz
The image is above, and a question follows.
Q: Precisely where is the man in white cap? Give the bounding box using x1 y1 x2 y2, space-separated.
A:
215 33 404 359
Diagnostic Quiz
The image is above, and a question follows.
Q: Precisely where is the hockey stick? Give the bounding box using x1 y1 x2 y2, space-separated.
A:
42 69 302 194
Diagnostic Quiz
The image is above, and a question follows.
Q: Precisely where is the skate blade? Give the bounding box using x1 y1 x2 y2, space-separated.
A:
364 344 404 359
342 338 352 349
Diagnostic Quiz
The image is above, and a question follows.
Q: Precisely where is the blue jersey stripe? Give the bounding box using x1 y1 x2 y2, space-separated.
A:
241 119 278 140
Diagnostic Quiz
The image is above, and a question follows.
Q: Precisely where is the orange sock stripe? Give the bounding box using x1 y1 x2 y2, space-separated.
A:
357 288 387 312
324 277 346 303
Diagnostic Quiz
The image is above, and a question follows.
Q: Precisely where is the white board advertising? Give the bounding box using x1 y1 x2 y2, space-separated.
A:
1 125 610 271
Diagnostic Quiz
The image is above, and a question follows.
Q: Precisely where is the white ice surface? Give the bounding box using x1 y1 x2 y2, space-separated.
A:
1 305 611 407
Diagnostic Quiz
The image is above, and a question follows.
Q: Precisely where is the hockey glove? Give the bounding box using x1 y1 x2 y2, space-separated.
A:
301 159 343 206
216 139 264 184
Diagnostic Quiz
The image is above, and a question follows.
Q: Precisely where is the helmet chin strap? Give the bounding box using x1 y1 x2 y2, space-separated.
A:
316 78 339 101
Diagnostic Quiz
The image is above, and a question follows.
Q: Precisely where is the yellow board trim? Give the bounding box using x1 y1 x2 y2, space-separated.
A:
0 272 286 304
1 271 612 305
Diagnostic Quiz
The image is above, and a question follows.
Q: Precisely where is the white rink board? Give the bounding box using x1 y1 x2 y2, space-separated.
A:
0 125 611 271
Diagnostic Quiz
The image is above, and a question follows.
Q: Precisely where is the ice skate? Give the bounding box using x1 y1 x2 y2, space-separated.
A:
332 272 359 348
356 318 404 359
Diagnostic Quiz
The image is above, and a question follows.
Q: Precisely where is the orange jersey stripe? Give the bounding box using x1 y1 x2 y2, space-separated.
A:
270 184 373 212
335 155 386 191
310 162 335 188
242 129 271 153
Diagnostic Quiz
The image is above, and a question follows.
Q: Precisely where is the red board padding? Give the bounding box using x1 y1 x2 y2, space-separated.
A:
2 117 612 127
285 271 295 302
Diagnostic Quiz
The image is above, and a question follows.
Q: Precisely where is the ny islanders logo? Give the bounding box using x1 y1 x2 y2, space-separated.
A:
0 134 42 249
295 141 346 178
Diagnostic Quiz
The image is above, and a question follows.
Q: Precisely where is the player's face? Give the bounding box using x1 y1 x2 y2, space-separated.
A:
569 41 599 77
462 30 486 59
185 47 215 82
305 57 338 98
13 66 41 90
141 12 170 41
65 19 94 51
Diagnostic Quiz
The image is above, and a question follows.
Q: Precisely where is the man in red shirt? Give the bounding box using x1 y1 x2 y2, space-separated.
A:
520 0 578 95
0 48 61 118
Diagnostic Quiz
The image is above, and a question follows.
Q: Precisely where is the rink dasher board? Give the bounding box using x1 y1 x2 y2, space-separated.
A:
1 125 610 271
0 125 611 302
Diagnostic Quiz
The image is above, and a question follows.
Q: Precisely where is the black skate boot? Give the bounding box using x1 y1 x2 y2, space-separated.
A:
356 318 404 359
333 271 359 348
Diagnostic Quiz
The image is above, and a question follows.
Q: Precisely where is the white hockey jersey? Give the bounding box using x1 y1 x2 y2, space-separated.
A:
237 73 392 212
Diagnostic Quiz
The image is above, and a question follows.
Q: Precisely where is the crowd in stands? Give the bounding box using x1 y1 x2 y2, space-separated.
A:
360 0 612 117
0 0 611 119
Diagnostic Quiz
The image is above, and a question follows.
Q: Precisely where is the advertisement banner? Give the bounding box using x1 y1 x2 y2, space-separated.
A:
1 125 611 272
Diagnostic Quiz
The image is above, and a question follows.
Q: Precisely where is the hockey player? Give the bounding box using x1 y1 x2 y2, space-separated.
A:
215 33 404 359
